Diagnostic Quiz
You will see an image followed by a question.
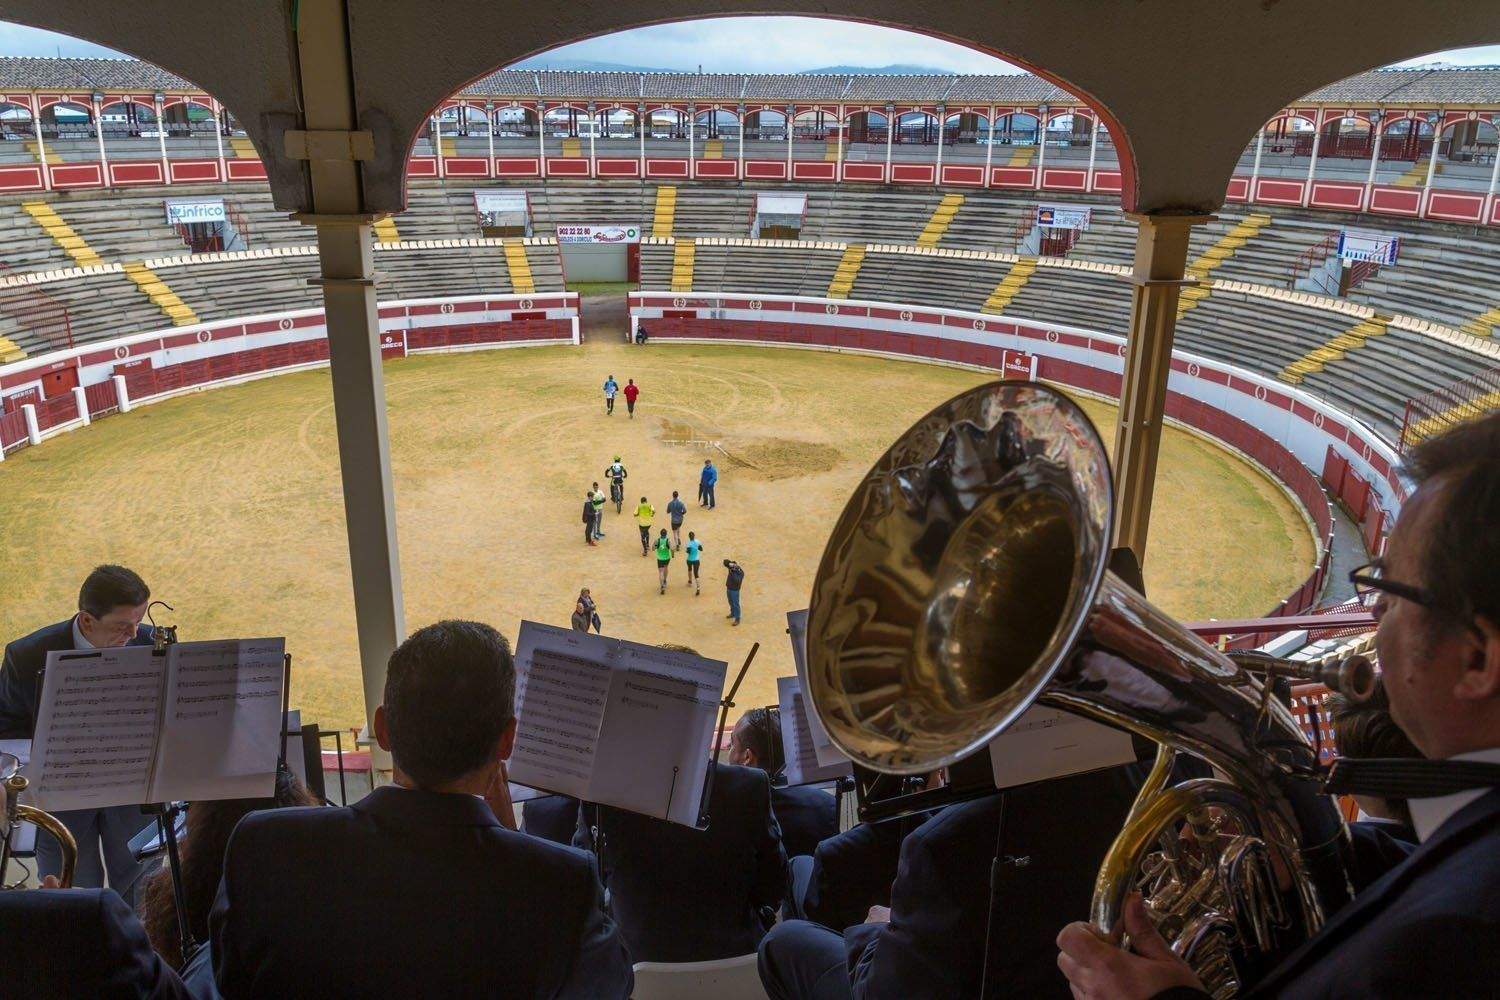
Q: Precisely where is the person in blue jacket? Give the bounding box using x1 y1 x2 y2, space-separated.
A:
602 375 619 415
699 459 719 509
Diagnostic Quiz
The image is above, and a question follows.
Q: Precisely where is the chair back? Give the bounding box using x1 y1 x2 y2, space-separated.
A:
630 953 766 1000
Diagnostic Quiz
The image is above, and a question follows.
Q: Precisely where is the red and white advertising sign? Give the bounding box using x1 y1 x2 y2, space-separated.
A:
1000 349 1037 381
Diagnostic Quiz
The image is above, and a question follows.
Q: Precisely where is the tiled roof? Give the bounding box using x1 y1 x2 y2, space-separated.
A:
5 57 1500 110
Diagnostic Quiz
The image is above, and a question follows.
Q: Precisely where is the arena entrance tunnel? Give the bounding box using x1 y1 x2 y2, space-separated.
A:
8 0 1500 767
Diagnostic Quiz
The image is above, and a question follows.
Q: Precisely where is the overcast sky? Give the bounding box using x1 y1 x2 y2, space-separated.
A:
2 17 1498 74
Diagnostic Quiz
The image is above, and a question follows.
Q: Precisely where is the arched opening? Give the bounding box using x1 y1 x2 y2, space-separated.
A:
437 104 491 137
98 99 157 139
41 100 95 141
692 108 740 143
1377 115 1435 162
992 111 1040 147
645 107 689 141
744 108 787 144
162 99 216 139
846 109 889 146
893 110 939 145
598 107 640 140
0 101 33 142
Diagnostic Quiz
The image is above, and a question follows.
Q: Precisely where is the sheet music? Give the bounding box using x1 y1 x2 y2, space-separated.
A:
787 610 844 768
153 639 285 802
510 624 614 799
590 669 710 825
777 675 852 786
28 646 164 812
987 705 1135 789
510 621 727 826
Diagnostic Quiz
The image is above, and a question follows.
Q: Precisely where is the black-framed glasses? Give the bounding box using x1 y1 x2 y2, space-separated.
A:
1349 560 1435 610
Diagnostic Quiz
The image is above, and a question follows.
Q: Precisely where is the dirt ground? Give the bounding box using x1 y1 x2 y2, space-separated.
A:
0 301 1314 733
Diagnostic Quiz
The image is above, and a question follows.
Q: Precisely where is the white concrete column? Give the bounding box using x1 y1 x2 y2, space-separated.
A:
1421 113 1445 215
1362 112 1386 212
737 105 746 177
71 386 89 426
485 104 495 172
1250 127 1265 200
537 103 547 166
688 107 695 168
572 316 581 345
587 104 597 176
31 104 50 191
113 373 132 413
835 105 845 181
983 107 995 188
1302 114 1323 207
211 101 226 182
934 107 945 184
21 403 40 445
1114 212 1212 563
885 106 895 180
1086 115 1100 192
155 95 170 184
1484 121 1500 222
433 114 444 179
787 106 794 173
92 95 110 185
638 104 646 173
1033 107 1048 191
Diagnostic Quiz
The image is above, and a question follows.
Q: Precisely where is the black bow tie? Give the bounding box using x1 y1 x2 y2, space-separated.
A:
1325 757 1500 799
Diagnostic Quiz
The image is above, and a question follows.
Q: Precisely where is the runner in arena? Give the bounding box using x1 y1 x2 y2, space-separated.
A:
684 531 703 595
623 379 640 419
605 457 628 513
654 529 673 594
634 496 656 556
589 481 608 539
666 491 687 550
602 374 619 415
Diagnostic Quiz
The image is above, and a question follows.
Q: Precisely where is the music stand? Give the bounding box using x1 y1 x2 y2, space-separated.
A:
694 642 759 828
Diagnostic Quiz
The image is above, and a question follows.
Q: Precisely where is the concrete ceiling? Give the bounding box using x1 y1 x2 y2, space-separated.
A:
8 1 1500 216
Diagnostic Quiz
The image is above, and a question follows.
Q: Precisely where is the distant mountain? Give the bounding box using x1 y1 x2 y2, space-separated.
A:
508 58 680 73
503 59 1006 76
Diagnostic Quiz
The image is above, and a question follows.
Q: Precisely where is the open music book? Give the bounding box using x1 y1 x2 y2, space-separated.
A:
508 621 727 828
777 675 852 786
26 639 286 812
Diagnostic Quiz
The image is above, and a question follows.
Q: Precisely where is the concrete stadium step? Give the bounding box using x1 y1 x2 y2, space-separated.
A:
980 257 1038 314
824 139 839 163
1006 146 1036 167
373 216 401 243
21 201 104 267
826 244 867 299
561 137 582 158
1278 315 1390 384
1460 304 1500 339
0 333 25 363
121 261 200 326
652 186 677 238
1406 386 1500 444
1175 282 1213 319
24 140 59 165
1391 159 1440 188
671 238 696 292
229 136 258 159
439 137 457 158
702 138 723 159
1184 212 1272 287
501 239 535 294
916 193 964 248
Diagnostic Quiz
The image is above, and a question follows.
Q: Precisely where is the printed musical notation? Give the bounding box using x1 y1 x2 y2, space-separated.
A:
512 647 611 795
777 675 852 787
986 705 1136 789
27 638 287 812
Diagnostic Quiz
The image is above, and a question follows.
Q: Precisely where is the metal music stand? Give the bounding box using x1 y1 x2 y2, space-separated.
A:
696 642 759 828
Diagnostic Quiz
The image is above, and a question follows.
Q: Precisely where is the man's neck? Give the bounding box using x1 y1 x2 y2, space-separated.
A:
391 767 490 798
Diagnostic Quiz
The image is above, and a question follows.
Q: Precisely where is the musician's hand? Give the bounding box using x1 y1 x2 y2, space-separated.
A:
40 875 60 889
865 905 891 924
484 762 518 831
1056 893 1202 999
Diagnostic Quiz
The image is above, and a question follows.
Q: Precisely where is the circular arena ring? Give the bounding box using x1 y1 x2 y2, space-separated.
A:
0 292 1399 731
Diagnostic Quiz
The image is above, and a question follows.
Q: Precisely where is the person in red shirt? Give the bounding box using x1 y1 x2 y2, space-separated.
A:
623 379 640 419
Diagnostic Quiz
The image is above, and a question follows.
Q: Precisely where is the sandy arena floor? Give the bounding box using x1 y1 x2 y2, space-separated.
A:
0 304 1314 733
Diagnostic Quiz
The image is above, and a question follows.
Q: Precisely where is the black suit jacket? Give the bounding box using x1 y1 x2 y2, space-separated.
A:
210 785 632 999
588 762 788 962
522 793 583 846
0 618 156 739
1232 789 1500 998
798 812 934 931
842 764 1143 999
0 888 191 999
771 782 838 859
1345 818 1417 893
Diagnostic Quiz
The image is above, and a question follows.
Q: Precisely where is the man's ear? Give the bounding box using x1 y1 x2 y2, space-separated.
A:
373 705 392 752
497 716 519 762
1455 615 1500 701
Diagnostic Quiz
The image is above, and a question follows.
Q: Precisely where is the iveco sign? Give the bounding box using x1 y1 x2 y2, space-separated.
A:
163 198 226 225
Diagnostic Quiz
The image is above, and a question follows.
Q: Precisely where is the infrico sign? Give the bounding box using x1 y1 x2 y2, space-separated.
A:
556 224 640 244
163 198 226 225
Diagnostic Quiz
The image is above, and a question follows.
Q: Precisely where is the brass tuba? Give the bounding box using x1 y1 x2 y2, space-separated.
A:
806 381 1355 996
1 751 77 889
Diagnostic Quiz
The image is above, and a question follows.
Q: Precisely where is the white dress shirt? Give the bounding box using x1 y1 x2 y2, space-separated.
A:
70 615 94 650
1407 746 1500 842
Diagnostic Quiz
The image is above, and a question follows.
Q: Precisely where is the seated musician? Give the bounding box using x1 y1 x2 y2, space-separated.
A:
759 762 1147 999
520 793 583 846
727 707 838 859
210 620 632 998
1327 682 1422 889
0 887 194 1000
1057 412 1500 999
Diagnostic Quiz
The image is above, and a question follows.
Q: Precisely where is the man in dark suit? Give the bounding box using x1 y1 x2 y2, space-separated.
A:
522 792 582 846
728 706 838 859
1057 411 1500 999
786 810 927 931
0 564 155 897
210 620 632 998
759 763 1144 999
0 887 192 999
587 759 788 963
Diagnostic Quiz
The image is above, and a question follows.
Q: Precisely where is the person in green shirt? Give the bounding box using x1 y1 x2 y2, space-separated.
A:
654 529 673 594
589 481 607 540
634 497 656 556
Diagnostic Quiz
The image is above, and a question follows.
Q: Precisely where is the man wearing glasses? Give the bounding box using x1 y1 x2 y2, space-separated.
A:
0 564 156 898
1058 411 1500 999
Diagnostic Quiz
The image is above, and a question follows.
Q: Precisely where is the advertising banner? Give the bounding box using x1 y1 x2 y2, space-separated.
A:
163 198 226 225
556 224 641 244
1337 229 1401 265
1000 349 1037 381
1035 204 1091 230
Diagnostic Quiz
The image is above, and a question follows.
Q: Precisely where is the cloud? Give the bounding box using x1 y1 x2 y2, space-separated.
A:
0 23 128 58
1394 44 1500 67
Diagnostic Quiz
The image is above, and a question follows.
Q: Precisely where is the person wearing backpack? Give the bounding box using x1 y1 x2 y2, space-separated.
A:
723 559 745 625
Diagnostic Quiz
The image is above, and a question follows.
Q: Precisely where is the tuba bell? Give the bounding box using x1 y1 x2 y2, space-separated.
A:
806 381 1355 996
1 751 77 889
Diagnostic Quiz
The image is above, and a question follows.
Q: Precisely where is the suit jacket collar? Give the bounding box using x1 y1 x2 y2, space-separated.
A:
352 784 502 827
1253 788 1500 995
